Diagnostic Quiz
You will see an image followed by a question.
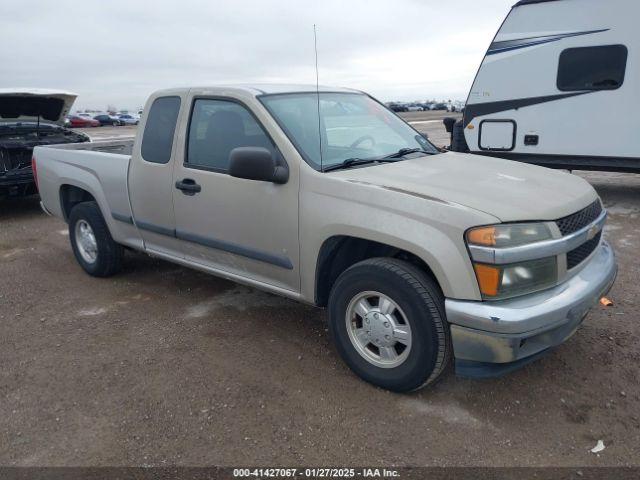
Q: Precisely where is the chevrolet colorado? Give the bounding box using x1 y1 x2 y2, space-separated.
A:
34 85 617 391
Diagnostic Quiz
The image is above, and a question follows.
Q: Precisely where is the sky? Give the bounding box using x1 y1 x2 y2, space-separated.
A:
1 0 514 111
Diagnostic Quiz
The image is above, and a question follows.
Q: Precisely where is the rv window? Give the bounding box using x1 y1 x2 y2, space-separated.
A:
557 45 628 91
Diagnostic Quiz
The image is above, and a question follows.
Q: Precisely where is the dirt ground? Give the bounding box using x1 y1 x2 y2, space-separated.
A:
0 118 638 467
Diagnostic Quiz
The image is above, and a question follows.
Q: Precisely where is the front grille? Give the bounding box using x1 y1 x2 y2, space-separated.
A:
556 200 602 236
0 147 32 172
567 231 601 269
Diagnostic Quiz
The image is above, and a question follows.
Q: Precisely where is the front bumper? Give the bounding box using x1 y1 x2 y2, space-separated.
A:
0 170 36 196
445 242 617 377
0 169 33 186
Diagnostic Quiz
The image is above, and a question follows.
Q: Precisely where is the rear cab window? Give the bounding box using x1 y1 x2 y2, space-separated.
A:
557 45 628 91
141 96 181 164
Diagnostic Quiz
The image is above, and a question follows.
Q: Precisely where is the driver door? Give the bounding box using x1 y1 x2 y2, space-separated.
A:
171 92 300 292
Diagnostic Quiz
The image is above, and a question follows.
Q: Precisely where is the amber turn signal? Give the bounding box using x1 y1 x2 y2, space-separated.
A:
467 227 497 246
473 263 501 297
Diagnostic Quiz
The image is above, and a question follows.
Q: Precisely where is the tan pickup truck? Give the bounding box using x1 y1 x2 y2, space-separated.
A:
34 85 617 391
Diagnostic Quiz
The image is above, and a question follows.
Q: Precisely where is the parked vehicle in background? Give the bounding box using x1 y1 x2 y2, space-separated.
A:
118 113 140 125
94 114 124 126
406 103 423 112
34 85 616 392
431 103 448 111
449 0 639 172
388 103 409 112
0 89 89 197
67 115 100 128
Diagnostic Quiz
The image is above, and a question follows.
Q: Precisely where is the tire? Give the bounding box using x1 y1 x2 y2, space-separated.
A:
68 201 123 277
328 258 451 392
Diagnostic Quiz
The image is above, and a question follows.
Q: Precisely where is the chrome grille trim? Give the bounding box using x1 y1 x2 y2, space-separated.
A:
556 200 602 236
468 209 607 265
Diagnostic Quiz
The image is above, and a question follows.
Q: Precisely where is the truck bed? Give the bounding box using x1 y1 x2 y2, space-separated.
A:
42 138 135 155
34 137 143 250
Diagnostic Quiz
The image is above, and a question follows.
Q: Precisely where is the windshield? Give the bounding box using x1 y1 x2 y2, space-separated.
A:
259 92 439 171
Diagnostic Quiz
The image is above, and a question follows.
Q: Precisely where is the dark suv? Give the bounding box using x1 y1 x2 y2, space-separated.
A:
94 114 124 126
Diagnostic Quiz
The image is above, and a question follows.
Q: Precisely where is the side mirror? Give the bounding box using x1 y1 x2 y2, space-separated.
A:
229 147 289 184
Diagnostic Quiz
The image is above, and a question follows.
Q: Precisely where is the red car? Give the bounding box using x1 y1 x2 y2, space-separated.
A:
66 115 99 128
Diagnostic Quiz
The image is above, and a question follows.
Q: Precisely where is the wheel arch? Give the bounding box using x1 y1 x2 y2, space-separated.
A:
314 235 446 307
59 184 98 222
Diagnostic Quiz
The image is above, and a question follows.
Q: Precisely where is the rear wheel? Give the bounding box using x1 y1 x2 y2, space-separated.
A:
68 201 123 277
328 258 451 392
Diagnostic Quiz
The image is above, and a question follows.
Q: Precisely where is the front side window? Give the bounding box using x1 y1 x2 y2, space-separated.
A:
259 92 438 171
557 45 628 91
141 96 181 164
186 99 276 171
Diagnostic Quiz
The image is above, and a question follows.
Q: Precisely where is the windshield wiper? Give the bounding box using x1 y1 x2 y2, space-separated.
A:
382 147 434 159
322 147 437 172
322 157 397 172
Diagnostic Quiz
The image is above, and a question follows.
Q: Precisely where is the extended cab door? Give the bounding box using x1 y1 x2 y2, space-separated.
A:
128 92 187 257
171 92 300 292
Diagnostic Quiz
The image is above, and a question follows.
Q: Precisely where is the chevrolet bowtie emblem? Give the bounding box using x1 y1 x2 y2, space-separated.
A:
587 224 600 240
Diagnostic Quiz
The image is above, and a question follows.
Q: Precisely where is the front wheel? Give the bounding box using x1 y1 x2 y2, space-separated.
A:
68 201 123 277
328 258 451 392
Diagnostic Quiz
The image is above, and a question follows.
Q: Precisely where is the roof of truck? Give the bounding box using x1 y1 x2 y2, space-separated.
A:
154 84 362 97
241 84 361 95
513 0 562 6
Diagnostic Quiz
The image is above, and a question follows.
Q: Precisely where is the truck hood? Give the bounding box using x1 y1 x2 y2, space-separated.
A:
0 89 78 126
332 152 598 222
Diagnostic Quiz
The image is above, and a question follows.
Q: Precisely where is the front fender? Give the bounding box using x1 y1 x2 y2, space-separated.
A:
309 221 479 302
299 183 498 302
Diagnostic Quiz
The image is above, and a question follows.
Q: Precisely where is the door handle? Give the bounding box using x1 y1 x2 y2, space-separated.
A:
175 178 201 196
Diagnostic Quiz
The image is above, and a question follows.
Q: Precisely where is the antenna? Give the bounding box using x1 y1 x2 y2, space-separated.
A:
313 24 320 92
313 24 323 169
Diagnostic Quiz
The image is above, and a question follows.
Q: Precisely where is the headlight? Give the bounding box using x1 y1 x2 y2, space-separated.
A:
466 223 557 300
472 257 558 300
467 223 552 247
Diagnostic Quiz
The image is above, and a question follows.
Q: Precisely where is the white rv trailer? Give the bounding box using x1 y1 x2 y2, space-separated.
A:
448 0 639 173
